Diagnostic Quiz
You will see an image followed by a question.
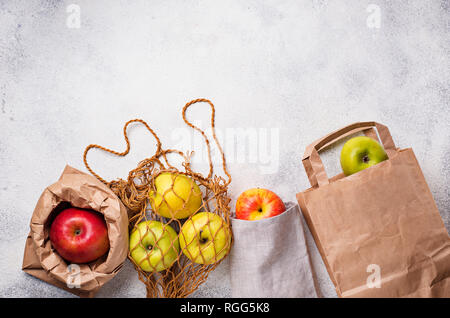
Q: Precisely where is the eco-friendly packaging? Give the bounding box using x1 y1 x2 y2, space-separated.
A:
296 122 450 297
230 202 319 297
82 99 233 298
22 165 129 297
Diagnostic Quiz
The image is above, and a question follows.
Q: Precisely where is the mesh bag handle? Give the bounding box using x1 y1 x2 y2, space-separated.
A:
83 119 163 185
182 98 232 186
83 99 231 187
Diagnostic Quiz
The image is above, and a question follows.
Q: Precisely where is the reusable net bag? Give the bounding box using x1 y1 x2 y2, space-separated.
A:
83 99 233 298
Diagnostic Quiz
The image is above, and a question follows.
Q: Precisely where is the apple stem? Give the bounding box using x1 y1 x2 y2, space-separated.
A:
199 230 207 244
363 155 370 163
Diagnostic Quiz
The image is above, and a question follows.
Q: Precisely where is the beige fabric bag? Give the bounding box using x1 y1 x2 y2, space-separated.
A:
230 202 319 298
22 165 129 297
296 122 450 297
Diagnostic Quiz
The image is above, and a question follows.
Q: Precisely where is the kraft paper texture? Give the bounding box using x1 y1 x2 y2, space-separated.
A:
22 165 129 297
297 122 450 297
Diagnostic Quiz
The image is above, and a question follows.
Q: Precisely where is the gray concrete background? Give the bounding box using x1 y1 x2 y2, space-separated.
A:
0 0 449 298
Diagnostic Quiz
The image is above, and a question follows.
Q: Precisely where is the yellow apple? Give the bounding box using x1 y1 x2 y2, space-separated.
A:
129 220 179 272
179 212 232 265
149 172 202 219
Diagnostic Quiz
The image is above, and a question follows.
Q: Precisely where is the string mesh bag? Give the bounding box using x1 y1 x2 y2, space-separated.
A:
83 99 233 298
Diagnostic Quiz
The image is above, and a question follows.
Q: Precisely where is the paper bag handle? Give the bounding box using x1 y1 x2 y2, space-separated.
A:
302 121 397 188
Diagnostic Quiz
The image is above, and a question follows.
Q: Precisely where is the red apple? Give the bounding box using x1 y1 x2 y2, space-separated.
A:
235 188 286 220
49 207 110 263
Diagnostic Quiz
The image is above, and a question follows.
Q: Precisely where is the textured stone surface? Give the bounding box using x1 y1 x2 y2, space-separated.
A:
0 0 449 298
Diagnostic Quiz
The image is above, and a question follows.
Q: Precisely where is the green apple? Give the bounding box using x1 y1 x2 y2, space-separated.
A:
129 220 179 272
179 212 232 265
149 172 202 219
340 136 388 176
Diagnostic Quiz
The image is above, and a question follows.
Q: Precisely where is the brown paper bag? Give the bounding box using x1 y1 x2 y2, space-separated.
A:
296 122 450 297
22 165 129 297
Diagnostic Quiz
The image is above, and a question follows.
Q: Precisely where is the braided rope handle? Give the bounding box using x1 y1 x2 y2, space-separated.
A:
83 99 231 186
83 119 162 185
182 98 232 186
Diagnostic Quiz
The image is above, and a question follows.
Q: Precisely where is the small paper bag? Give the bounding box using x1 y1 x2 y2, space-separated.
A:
22 165 129 297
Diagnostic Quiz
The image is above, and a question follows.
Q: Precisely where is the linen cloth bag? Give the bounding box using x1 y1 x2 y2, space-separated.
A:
230 202 319 297
22 165 129 297
296 121 450 297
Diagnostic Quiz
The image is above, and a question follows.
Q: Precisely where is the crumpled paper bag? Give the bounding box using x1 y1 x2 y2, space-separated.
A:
22 165 129 297
230 202 319 297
